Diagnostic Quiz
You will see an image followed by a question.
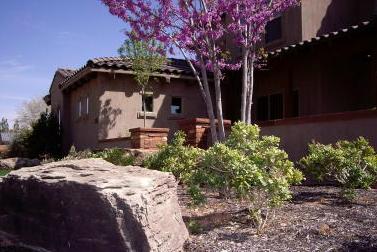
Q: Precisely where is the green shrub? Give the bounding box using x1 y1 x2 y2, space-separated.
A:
0 169 11 177
63 146 134 166
300 137 377 200
145 123 303 231
62 146 94 160
187 220 202 234
144 131 203 182
9 112 62 159
200 122 303 231
93 148 134 166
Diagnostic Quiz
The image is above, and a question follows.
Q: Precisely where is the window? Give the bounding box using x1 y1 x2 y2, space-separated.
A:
292 90 299 117
265 16 282 44
142 94 153 112
58 108 61 126
86 96 89 115
171 97 182 115
270 94 283 120
257 93 284 121
78 100 82 118
257 96 269 121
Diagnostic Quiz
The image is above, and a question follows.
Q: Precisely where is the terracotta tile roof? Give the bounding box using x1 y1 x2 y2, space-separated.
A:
268 18 377 58
59 57 194 90
57 68 76 78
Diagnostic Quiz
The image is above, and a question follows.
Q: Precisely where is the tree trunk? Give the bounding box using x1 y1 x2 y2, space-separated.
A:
199 60 218 144
241 48 249 122
176 44 218 144
213 66 226 141
142 87 146 128
246 54 255 124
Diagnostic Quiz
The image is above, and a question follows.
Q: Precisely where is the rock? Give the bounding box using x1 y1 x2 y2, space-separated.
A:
0 158 188 252
0 157 41 170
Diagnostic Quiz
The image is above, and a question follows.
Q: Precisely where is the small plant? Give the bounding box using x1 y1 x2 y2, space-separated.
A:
94 148 135 166
0 169 11 177
62 146 94 160
63 146 134 166
187 220 202 234
300 137 377 201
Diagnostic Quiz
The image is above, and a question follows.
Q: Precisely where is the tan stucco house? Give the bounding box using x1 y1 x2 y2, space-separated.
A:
45 57 208 151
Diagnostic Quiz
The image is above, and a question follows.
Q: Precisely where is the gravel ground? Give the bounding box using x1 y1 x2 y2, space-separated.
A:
181 186 377 252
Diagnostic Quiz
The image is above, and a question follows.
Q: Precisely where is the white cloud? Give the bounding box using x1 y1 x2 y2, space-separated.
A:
0 57 34 77
0 94 29 101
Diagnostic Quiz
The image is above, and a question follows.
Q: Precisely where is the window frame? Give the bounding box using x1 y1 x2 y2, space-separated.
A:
86 96 89 115
256 93 284 121
265 16 283 44
170 96 183 115
78 99 82 118
141 93 154 113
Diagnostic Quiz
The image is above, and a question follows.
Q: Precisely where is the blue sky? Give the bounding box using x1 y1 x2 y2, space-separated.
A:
0 0 126 126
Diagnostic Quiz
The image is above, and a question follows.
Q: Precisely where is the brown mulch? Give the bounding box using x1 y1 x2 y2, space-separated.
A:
180 186 377 252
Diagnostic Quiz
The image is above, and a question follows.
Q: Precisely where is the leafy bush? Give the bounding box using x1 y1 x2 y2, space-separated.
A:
10 112 62 159
146 123 304 231
0 169 11 177
63 146 134 166
199 122 303 231
62 146 94 160
300 137 377 200
144 131 203 183
93 148 134 166
144 131 204 203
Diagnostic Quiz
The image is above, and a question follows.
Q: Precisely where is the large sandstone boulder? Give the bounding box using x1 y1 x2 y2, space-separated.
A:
0 159 188 252
0 157 40 170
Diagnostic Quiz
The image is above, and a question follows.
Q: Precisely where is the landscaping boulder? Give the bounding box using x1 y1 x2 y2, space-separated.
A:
0 157 40 170
0 158 188 252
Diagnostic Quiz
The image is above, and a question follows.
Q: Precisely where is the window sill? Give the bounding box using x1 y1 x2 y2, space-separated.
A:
137 111 157 119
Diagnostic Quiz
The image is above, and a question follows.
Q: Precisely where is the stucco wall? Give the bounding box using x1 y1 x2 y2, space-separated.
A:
58 72 207 151
261 111 377 161
96 73 208 143
66 77 101 151
301 0 376 40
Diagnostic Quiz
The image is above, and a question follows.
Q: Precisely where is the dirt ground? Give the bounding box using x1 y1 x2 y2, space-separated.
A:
180 186 377 252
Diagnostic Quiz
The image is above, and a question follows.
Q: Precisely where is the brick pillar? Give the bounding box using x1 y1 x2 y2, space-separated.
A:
178 118 232 149
130 128 169 149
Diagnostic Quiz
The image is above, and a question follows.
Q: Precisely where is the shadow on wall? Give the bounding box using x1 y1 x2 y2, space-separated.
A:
317 0 375 37
98 99 122 140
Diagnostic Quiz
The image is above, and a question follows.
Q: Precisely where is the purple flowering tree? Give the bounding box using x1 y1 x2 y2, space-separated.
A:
101 0 239 142
225 0 299 123
101 0 299 142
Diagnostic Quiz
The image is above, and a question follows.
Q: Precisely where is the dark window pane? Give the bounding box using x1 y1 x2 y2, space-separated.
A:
257 96 269 121
270 93 283 120
265 17 282 43
142 95 153 112
171 97 182 114
292 90 299 117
